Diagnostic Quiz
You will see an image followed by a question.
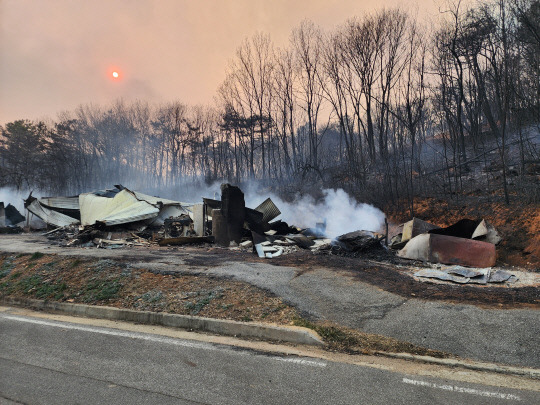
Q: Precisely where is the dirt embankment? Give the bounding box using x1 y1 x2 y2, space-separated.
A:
385 197 540 270
0 252 449 357
0 252 297 324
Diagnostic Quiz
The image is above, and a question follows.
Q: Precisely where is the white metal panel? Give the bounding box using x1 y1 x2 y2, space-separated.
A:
79 189 159 226
26 200 80 227
39 196 80 210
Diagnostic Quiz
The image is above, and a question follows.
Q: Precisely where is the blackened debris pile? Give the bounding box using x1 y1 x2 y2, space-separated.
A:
0 202 24 234
392 217 501 269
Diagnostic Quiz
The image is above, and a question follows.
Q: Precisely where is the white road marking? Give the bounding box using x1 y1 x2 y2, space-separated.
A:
272 356 327 367
1 314 326 368
402 378 522 401
2 314 216 350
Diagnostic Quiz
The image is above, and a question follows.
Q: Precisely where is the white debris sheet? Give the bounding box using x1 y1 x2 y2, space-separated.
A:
26 198 80 227
414 266 517 285
79 189 160 226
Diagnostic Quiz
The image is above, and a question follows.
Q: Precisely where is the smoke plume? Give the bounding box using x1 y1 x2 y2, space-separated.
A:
153 181 385 238
245 188 385 239
0 187 32 213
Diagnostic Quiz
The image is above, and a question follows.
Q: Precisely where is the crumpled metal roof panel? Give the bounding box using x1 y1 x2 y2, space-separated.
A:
79 189 159 226
26 199 80 227
132 190 193 207
39 196 80 210
255 198 281 223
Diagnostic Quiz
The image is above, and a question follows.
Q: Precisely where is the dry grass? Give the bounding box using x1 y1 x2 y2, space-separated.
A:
0 253 298 324
0 252 451 357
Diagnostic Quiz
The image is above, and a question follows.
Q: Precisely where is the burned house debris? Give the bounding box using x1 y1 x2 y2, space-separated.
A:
20 183 384 259
413 266 516 285
0 202 25 233
393 217 501 269
25 185 193 229
3 182 520 286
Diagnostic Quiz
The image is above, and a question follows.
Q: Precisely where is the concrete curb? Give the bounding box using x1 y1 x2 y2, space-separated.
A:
376 352 540 380
2 297 538 379
0 297 324 346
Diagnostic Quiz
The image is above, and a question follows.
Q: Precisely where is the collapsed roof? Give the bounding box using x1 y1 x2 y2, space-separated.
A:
25 185 193 229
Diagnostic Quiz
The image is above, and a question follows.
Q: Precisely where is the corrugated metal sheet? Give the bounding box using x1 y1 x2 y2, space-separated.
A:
39 196 80 210
133 191 184 206
30 186 194 228
26 199 80 227
79 189 159 226
255 198 281 223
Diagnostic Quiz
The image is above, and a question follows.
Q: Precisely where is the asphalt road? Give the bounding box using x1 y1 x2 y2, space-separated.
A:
1 235 539 368
1 311 537 405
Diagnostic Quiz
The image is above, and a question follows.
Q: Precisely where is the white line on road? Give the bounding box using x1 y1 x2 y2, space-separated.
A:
271 356 327 367
1 314 327 368
402 378 522 401
2 313 215 349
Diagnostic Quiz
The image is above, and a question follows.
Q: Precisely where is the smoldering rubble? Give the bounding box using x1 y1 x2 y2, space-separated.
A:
0 202 25 233
2 183 518 285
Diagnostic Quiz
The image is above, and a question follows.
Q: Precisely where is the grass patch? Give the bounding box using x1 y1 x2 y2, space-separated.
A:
292 317 448 357
91 259 118 272
0 281 14 294
293 318 359 347
0 268 11 280
17 274 67 300
35 282 67 300
18 275 43 294
29 252 45 261
71 259 82 268
39 261 58 272
184 288 224 315
82 279 122 302
139 290 164 303
0 257 15 279
9 272 22 280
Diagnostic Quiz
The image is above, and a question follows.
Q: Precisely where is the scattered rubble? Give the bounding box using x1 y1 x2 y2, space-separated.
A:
414 266 516 285
23 182 389 261
2 184 528 289
398 233 497 268
0 202 24 234
394 217 500 269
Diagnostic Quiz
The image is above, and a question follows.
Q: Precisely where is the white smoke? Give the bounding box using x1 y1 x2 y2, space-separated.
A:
0 187 33 213
152 182 386 239
245 188 386 239
0 187 46 227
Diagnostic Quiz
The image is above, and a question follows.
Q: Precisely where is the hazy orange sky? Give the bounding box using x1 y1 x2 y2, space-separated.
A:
0 0 448 124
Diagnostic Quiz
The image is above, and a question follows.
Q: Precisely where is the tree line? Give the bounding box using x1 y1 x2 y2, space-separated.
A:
1 0 539 211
